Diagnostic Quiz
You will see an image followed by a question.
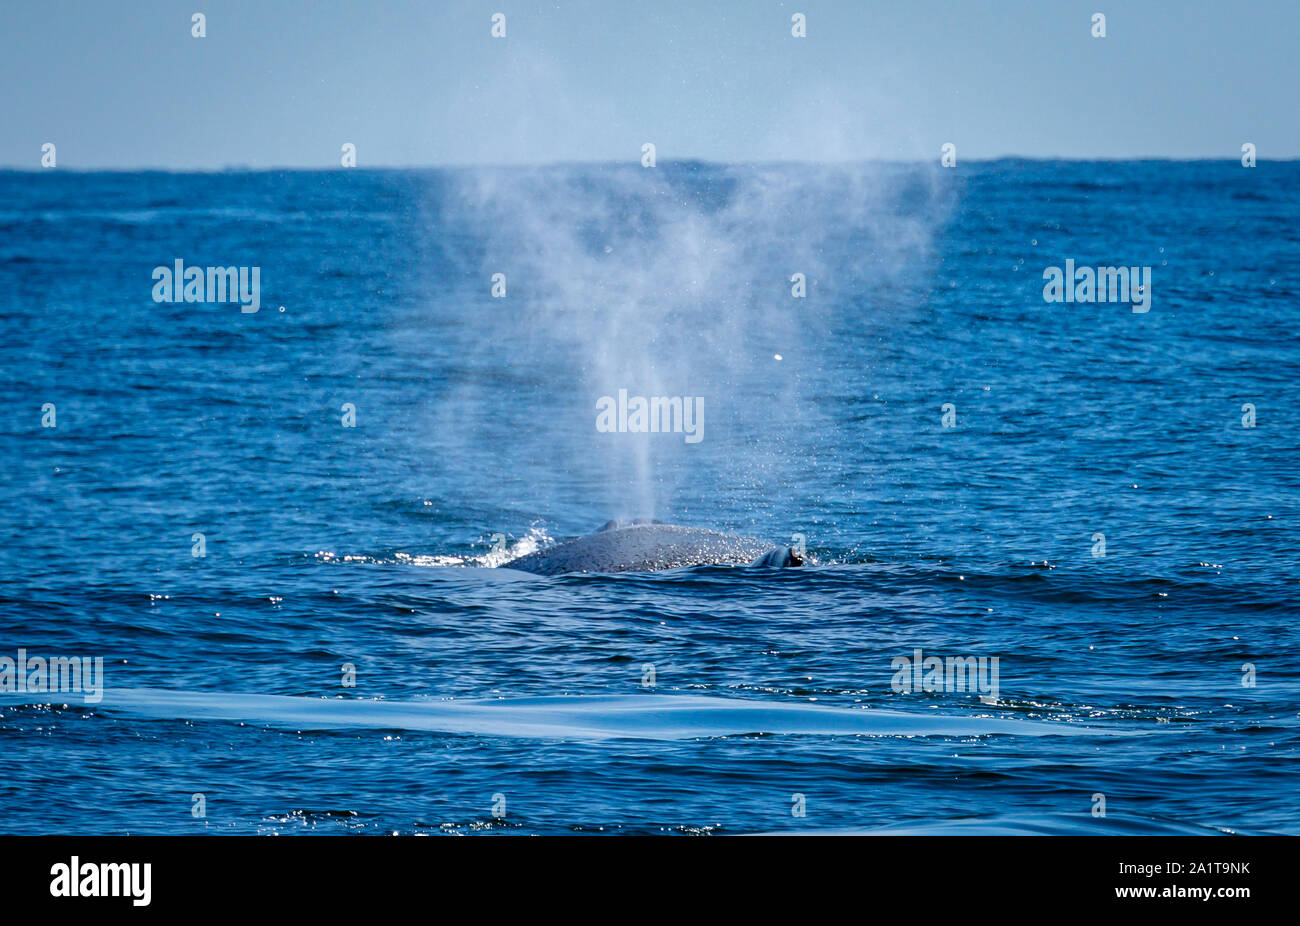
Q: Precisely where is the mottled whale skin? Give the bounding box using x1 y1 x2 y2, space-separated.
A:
500 520 801 576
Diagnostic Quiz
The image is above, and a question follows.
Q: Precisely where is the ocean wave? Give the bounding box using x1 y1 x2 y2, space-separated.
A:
766 812 1242 836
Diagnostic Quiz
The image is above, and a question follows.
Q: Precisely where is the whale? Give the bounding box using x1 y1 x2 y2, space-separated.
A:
499 520 802 576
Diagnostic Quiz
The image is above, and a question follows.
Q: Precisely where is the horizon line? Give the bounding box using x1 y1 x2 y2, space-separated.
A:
2 155 1295 174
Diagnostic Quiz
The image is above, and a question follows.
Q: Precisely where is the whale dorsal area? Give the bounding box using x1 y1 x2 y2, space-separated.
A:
500 522 789 576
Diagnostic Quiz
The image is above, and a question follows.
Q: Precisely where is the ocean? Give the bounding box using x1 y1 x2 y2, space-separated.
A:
0 160 1296 834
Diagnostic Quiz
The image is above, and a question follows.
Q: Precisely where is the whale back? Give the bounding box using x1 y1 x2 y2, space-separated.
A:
501 523 790 576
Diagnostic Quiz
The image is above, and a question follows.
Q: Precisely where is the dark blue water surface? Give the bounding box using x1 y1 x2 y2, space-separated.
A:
0 161 1296 834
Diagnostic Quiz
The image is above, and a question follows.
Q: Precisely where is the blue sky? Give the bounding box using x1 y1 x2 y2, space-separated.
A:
2 0 1295 168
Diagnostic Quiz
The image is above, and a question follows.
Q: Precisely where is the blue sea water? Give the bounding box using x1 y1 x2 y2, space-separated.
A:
0 160 1296 835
